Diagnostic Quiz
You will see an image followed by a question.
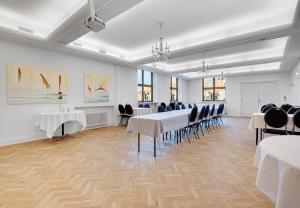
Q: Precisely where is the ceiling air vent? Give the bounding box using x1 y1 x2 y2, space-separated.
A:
18 26 33 34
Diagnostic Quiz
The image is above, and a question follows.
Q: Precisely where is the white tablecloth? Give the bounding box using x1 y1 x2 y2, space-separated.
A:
35 110 87 138
132 107 153 116
249 113 293 129
253 135 300 208
127 109 191 139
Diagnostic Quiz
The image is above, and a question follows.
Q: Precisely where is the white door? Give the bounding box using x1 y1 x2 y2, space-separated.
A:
241 83 259 117
258 82 277 109
241 81 277 117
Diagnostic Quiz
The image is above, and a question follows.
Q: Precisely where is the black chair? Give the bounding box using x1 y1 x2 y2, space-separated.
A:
144 103 150 108
188 104 193 109
213 103 225 126
125 104 134 125
177 102 182 105
166 105 173 111
158 105 165 113
118 104 127 126
288 106 300 114
263 107 288 137
262 105 275 113
184 106 199 142
292 110 300 135
175 104 181 110
202 105 211 132
196 106 206 136
138 103 144 108
280 104 293 113
260 105 267 112
181 104 186 109
170 103 176 110
161 102 167 109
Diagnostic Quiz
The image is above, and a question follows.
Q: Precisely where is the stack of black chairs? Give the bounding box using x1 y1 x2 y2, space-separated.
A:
118 104 133 126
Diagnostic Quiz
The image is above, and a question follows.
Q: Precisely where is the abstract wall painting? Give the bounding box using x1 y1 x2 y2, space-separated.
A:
7 64 68 104
84 73 109 103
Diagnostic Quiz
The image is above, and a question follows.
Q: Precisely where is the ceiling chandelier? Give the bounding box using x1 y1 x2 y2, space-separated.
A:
200 50 209 73
152 23 170 62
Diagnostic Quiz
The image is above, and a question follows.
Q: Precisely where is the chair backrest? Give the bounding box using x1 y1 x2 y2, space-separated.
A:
144 103 150 108
177 102 182 105
198 106 206 120
188 104 193 109
264 107 288 128
203 105 210 118
138 103 144 108
158 105 165 113
166 105 173 111
170 102 176 110
261 105 274 113
293 110 300 129
217 104 224 115
161 102 167 109
189 106 198 123
260 105 267 112
280 104 293 113
181 104 186 109
209 104 215 116
125 104 133 115
288 106 300 114
175 104 181 110
118 104 126 115
267 103 277 108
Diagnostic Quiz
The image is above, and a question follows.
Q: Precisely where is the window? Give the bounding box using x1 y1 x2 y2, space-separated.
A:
202 76 226 101
138 70 153 102
170 76 178 101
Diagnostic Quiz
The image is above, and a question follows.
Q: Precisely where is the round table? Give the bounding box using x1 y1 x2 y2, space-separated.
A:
253 135 300 208
35 110 87 138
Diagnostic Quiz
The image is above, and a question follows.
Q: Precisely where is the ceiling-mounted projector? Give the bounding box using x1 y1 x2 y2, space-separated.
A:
84 0 105 32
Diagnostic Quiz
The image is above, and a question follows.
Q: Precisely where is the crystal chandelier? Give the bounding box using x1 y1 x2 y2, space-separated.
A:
200 50 209 73
152 23 170 62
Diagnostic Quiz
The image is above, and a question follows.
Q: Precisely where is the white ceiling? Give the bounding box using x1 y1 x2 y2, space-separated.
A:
0 0 86 37
77 0 297 59
0 0 299 79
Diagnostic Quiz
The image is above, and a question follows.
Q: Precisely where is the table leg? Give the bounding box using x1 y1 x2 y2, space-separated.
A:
256 129 258 145
138 133 140 153
62 123 65 136
154 137 156 157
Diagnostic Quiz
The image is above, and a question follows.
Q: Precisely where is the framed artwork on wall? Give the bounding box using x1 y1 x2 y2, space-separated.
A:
7 64 68 104
84 73 109 103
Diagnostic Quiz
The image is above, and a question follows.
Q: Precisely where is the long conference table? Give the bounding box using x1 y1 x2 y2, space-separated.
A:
249 112 294 145
127 109 192 157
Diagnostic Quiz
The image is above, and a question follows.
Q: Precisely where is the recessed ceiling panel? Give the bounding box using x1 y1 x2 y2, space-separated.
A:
78 0 297 59
0 0 86 37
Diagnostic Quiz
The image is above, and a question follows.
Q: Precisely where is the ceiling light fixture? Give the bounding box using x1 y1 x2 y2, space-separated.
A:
152 22 170 62
199 50 209 73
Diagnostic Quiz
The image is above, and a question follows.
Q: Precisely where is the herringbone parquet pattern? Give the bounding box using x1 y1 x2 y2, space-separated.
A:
0 118 273 208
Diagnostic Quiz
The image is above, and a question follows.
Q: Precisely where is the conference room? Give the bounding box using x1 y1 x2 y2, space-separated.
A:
0 0 300 207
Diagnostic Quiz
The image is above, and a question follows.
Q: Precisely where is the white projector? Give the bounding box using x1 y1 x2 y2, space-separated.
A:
84 14 105 32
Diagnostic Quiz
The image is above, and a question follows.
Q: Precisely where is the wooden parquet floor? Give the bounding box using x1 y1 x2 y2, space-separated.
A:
0 117 273 208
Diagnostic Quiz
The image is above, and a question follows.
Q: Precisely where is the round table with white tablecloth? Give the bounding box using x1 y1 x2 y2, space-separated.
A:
35 110 87 139
253 135 300 208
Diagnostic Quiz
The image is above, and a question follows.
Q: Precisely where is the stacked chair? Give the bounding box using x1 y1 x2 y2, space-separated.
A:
118 104 133 126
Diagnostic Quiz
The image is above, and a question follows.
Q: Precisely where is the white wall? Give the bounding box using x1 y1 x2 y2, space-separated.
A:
226 72 291 116
0 39 137 146
186 72 292 116
290 62 300 105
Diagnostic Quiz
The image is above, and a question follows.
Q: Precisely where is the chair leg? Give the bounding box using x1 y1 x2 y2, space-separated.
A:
184 128 190 143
